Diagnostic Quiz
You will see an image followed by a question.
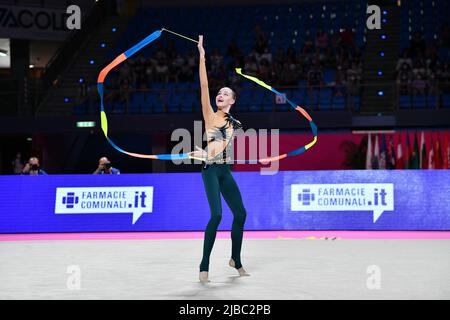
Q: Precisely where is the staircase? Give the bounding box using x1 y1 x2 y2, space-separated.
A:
37 16 130 116
360 5 400 114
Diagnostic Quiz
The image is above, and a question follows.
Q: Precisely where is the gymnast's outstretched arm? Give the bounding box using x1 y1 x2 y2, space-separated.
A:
198 35 215 126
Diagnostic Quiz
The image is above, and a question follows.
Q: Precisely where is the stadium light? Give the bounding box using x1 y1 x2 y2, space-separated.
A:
76 121 96 128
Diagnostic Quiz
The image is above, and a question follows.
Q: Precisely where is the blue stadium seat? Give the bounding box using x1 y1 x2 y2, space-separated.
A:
412 95 427 108
318 89 333 110
112 101 125 114
332 95 345 110
427 95 438 109
399 95 411 109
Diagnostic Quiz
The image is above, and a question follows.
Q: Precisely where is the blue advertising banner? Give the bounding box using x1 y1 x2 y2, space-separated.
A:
0 170 449 233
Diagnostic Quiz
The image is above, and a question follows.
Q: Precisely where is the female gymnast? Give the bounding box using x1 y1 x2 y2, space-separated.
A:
188 35 250 283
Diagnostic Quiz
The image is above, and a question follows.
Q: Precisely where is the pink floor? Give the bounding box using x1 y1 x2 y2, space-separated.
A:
1 231 450 242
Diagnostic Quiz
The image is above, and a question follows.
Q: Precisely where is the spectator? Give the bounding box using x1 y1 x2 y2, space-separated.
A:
93 157 121 174
244 57 258 77
411 69 427 95
307 62 325 90
437 62 450 93
260 47 273 64
340 27 355 53
333 65 346 96
155 59 169 82
254 24 268 54
346 61 361 95
12 152 23 174
396 49 413 72
397 61 413 94
315 29 329 51
21 156 47 175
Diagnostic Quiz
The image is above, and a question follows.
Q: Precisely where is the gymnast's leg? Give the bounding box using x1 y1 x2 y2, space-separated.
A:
219 165 249 276
199 165 223 279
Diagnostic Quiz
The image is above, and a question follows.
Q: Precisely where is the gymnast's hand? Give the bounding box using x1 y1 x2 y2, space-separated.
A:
188 145 207 159
198 35 205 58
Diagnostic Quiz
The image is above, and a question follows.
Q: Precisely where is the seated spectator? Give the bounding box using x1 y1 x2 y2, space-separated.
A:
346 61 361 95
333 65 346 97
93 157 121 174
210 48 224 68
155 59 169 82
396 49 413 72
254 24 268 54
244 57 258 76
397 62 413 94
307 62 325 90
437 62 450 93
340 26 355 53
21 157 47 175
315 29 329 51
260 47 273 64
411 69 427 95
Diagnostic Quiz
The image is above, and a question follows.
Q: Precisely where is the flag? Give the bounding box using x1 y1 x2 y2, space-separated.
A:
396 134 404 169
428 134 435 169
405 132 411 169
366 133 372 169
410 132 420 169
434 133 443 169
387 135 396 169
372 134 380 169
379 134 387 169
443 132 449 169
420 131 428 169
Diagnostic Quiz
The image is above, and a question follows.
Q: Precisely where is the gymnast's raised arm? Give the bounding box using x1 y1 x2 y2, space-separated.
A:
197 35 215 125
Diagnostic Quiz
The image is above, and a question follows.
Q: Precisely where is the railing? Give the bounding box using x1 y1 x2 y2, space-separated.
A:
2 81 449 117
72 82 450 115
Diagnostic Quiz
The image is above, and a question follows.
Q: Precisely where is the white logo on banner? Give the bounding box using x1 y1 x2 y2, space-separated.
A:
291 184 394 222
55 187 153 224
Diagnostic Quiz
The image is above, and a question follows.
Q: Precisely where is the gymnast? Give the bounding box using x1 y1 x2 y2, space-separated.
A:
188 35 250 283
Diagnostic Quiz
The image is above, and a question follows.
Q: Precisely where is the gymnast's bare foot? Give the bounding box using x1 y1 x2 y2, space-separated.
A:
199 271 210 283
229 259 250 277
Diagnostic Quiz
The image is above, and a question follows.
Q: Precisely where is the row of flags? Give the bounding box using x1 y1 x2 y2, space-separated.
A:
366 131 450 169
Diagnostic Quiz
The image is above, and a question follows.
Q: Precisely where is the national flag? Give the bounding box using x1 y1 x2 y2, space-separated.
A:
372 134 380 169
410 132 420 169
405 132 411 169
420 131 428 169
366 133 372 169
379 134 387 169
443 132 449 169
428 134 435 169
434 133 443 169
396 134 404 169
387 135 396 169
